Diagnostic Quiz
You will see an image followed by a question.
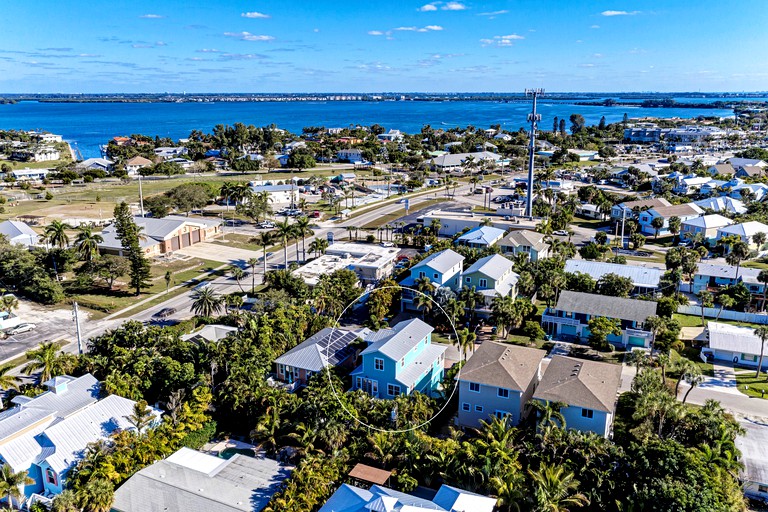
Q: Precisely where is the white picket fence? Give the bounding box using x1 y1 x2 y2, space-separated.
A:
677 305 768 325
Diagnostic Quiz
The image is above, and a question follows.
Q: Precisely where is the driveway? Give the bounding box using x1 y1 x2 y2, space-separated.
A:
175 242 263 266
695 362 742 395
546 341 572 359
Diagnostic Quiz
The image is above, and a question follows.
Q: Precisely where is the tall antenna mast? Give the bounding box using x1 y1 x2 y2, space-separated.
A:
525 88 544 218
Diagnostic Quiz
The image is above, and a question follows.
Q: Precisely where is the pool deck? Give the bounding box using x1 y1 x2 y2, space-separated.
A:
201 438 260 457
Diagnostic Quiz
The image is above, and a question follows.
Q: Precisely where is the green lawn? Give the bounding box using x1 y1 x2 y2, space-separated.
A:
68 258 223 318
570 218 610 229
673 313 763 330
735 371 768 399
4 159 71 170
671 347 715 377
742 259 768 270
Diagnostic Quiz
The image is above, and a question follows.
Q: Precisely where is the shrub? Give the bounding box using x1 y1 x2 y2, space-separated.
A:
45 191 53 200
179 420 217 450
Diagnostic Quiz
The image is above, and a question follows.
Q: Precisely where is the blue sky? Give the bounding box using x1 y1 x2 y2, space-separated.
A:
1 0 766 93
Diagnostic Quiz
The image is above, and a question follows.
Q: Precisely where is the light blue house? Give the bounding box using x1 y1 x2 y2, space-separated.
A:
0 374 159 507
532 355 622 438
400 249 464 311
691 262 764 296
638 203 704 236
319 483 496 512
455 226 505 249
541 290 657 348
351 319 446 398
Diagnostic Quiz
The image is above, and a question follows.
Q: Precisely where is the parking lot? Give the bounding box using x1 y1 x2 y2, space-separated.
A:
174 242 263 266
0 300 77 363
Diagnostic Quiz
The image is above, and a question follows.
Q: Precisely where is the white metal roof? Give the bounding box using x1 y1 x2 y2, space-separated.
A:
361 319 434 361
564 259 661 288
707 321 765 354
411 249 464 275
463 254 516 281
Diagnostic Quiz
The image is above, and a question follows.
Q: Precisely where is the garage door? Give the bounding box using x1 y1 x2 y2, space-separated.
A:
628 336 646 347
170 237 180 251
561 325 577 336
191 230 201 243
182 233 191 247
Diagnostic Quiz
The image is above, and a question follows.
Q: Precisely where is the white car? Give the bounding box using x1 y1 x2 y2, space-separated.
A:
380 242 395 247
553 230 569 236
8 323 36 335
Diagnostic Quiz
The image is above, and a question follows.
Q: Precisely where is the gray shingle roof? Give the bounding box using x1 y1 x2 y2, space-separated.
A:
459 342 546 391
463 254 517 281
564 259 662 288
533 355 622 413
554 290 657 323
411 249 464 275
112 448 292 512
499 229 548 251
361 318 434 361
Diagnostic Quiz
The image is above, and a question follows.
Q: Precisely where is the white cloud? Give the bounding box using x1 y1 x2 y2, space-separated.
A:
241 11 270 19
479 10 508 16
418 3 438 11
313 28 320 32
480 34 524 47
139 14 164 19
155 41 167 47
592 53 603 58
442 1 467 10
197 48 221 53
368 30 385 36
394 25 443 32
224 31 275 42
590 24 600 29
578 63 597 68
601 10 640 16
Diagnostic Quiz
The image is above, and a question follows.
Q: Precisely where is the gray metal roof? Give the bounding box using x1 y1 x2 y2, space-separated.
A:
112 448 292 512
456 226 505 246
459 341 546 391
737 419 768 486
554 290 657 323
533 355 622 413
706 321 763 354
361 318 434 361
463 254 517 281
564 260 662 288
394 344 447 388
274 327 361 372
0 220 37 239
695 262 760 282
180 324 238 343
411 249 464 275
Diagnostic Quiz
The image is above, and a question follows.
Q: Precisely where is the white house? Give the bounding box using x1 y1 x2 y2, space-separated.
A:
716 221 768 249
694 196 747 215
77 158 114 173
319 483 496 512
336 149 364 163
11 169 50 181
532 355 622 437
0 220 39 247
703 322 768 369
455 225 505 249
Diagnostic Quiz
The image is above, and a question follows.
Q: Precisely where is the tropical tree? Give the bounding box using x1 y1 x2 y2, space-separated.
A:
414 292 433 320
23 341 64 382
754 231 767 251
74 225 104 263
191 287 224 318
0 364 20 408
0 464 34 509
254 231 275 278
52 490 80 512
44 220 73 249
0 295 17 315
164 270 172 294
309 237 328 258
529 463 589 512
458 286 483 322
125 399 155 436
754 326 768 379
681 365 705 404
729 240 751 279
759 269 768 312
529 400 566 429
228 265 246 293
644 315 666 357
456 327 476 359
716 295 735 321
275 218 295 269
293 215 313 262
668 216 681 239
246 257 260 293
76 478 114 512
696 290 714 326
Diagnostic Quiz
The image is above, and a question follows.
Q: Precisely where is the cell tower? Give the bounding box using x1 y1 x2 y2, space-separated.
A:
525 88 544 218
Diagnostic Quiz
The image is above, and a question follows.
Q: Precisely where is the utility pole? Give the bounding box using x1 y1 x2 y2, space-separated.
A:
525 88 544 218
72 301 83 355
138 174 145 217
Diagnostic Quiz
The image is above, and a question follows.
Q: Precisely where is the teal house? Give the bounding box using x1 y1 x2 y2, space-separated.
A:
541 290 657 348
351 319 446 398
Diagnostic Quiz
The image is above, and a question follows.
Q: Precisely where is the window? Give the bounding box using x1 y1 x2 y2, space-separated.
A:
494 410 510 420
465 277 471 283
759 484 768 494
418 271 426 278
45 468 57 486
469 382 480 393
479 278 487 288
497 388 510 399
462 402 470 412
433 273 438 279
387 384 401 397
581 408 594 419
475 405 484 412
374 358 384 371
400 359 404 367
742 353 758 362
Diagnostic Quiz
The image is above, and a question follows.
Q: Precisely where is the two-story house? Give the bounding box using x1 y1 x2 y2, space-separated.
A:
497 230 550 261
456 342 546 429
400 249 464 311
690 262 764 297
638 203 703 236
564 259 661 296
716 221 768 250
532 355 622 438
461 254 519 317
693 196 747 215
610 197 671 221
541 290 658 348
351 319 446 398
680 214 733 242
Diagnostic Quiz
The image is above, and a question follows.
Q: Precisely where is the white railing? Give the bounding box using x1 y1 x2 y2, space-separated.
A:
626 328 652 338
541 314 581 327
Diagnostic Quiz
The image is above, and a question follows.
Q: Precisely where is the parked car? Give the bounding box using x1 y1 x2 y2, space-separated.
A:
258 221 275 229
7 323 35 335
553 230 569 236
380 241 395 247
153 308 177 319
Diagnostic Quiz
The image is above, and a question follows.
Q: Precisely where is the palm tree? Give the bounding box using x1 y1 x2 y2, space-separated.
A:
529 400 566 428
44 220 73 249
414 276 434 295
74 225 104 263
414 292 433 320
228 264 246 293
716 295 735 321
191 287 224 318
0 364 20 409
681 365 705 404
125 399 155 436
0 295 17 315
77 478 114 512
0 464 34 509
456 327 476 359
220 181 235 212
52 489 80 512
759 270 768 312
309 237 328 258
730 240 751 279
247 257 260 293
458 286 483 322
294 215 312 263
275 218 294 269
23 341 63 382
528 463 589 512
253 231 275 279
754 326 768 379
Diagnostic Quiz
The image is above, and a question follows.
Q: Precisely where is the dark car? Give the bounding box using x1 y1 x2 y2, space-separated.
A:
154 307 177 319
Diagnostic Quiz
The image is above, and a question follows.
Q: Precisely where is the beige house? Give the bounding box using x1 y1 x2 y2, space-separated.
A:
98 215 221 256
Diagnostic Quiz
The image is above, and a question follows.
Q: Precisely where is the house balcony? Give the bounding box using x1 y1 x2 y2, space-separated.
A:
266 374 301 393
626 328 652 339
541 313 580 327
